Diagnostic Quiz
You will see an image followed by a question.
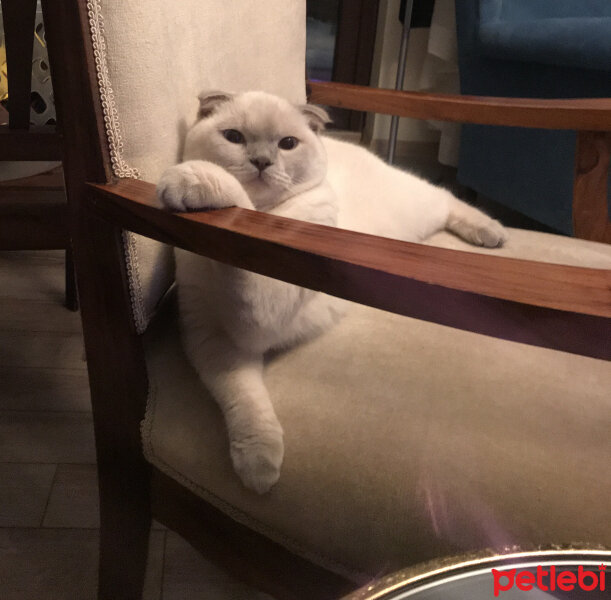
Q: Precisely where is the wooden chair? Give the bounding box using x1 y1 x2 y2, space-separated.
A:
42 1 610 599
0 0 76 309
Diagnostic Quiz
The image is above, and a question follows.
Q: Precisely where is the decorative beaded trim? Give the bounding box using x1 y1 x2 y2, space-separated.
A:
87 0 147 333
87 0 140 179
121 230 147 333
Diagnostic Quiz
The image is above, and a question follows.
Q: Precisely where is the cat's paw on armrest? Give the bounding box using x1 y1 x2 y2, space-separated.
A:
156 160 254 212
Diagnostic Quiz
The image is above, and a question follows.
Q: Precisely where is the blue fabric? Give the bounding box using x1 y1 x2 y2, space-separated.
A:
479 18 611 71
455 1 611 235
480 0 611 22
477 0 611 70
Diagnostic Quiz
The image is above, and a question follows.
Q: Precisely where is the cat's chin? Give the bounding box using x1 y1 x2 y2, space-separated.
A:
242 179 287 210
243 177 271 195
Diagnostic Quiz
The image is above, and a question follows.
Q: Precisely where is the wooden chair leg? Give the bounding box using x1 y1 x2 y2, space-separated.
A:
63 205 153 599
65 248 79 311
97 461 152 600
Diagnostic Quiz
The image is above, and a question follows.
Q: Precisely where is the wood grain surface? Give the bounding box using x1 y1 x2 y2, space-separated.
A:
308 81 611 131
573 131 611 243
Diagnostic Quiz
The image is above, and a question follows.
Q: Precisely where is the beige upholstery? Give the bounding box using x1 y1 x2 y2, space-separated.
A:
89 0 306 330
142 229 611 581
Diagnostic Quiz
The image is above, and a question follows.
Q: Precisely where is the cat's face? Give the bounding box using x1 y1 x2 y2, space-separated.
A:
183 91 329 210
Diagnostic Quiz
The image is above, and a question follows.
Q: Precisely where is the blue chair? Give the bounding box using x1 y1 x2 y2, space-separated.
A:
455 0 611 235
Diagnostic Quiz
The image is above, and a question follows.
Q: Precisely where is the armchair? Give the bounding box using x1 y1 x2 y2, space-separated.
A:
43 1 610 599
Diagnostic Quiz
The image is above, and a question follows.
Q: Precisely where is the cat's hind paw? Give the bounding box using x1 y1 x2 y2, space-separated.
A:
469 218 508 248
449 214 508 248
230 426 284 494
156 160 253 212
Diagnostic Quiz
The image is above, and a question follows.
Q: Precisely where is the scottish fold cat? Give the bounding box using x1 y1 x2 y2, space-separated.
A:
157 90 507 493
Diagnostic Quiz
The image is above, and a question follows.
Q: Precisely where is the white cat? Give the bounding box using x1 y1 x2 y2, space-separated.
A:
157 90 507 494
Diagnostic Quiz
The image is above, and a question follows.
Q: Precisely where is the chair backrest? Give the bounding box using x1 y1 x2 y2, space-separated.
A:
83 0 307 331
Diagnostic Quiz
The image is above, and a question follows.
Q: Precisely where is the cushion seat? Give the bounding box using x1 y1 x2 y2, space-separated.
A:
141 228 611 581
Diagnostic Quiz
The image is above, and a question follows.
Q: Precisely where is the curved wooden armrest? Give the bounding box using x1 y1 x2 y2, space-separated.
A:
87 179 610 360
307 81 611 131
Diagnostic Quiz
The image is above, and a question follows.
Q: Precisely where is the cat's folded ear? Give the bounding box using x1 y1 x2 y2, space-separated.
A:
197 90 234 119
300 104 332 133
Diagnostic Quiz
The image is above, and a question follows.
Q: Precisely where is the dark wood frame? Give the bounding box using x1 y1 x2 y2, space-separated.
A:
42 1 610 599
0 0 76 309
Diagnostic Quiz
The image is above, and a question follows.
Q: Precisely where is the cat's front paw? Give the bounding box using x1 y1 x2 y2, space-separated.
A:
157 160 253 212
230 424 284 494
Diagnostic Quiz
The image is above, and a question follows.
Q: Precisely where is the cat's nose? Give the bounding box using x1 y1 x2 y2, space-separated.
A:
250 157 272 172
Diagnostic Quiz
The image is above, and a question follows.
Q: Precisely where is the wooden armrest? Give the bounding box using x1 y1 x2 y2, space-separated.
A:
88 179 610 360
307 81 611 131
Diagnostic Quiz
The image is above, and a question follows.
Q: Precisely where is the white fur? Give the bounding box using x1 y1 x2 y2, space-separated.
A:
157 91 507 493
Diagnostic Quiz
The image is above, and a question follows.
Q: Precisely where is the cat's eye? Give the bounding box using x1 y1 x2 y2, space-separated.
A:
222 129 245 144
278 136 299 150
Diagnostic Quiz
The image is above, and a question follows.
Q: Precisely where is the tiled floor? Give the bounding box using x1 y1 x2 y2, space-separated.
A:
0 249 271 599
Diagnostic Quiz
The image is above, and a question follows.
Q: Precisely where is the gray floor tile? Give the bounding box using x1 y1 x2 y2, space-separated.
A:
0 528 165 600
0 331 86 370
43 464 99 529
0 464 57 527
0 298 82 333
42 463 166 531
0 367 91 412
162 532 274 600
0 411 96 463
0 253 65 303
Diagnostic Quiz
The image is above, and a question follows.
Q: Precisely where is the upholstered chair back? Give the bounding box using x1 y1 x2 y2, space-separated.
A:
86 0 306 331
